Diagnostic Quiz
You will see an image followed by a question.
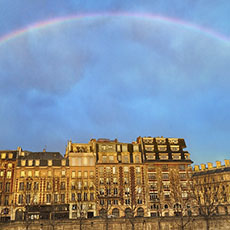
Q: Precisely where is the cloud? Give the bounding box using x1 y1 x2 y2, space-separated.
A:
0 17 230 162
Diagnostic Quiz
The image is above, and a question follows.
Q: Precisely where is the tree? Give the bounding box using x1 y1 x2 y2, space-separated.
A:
191 173 223 230
169 168 194 230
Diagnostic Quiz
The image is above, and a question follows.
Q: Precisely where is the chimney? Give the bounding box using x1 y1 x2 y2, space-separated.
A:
201 164 206 170
216 161 221 168
194 165 200 171
207 162 213 169
224 159 230 167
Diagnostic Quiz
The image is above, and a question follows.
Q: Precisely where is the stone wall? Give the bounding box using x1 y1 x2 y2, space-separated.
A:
1 216 230 230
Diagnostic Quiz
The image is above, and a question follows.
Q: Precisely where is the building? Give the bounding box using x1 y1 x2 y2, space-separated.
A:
193 160 230 217
0 136 193 222
14 148 70 221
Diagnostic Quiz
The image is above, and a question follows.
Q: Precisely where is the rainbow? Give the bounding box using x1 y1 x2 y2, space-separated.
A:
0 12 229 46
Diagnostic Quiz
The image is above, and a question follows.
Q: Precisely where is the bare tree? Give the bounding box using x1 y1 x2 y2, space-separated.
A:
191 173 223 230
169 168 194 230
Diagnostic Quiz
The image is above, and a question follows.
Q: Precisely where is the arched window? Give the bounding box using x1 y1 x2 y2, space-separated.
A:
125 208 132 218
112 208 120 217
99 208 107 218
15 209 23 221
137 207 144 217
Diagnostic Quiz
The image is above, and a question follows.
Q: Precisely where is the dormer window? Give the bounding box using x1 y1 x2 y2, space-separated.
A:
170 146 179 151
159 153 168 160
158 145 167 151
146 153 156 160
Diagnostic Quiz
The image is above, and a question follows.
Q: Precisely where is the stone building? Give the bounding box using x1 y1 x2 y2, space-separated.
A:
14 149 70 221
0 148 18 221
193 160 230 216
0 136 194 223
65 140 96 219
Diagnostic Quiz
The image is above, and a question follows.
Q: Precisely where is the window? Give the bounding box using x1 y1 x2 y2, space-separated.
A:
109 155 114 162
172 153 181 160
84 192 88 201
61 194 65 203
21 160 26 166
122 145 128 152
99 178 104 184
133 145 139 152
46 194 51 203
48 160 52 166
100 199 104 205
78 171 82 178
8 153 13 159
106 178 110 185
47 182 51 190
61 160 66 166
179 165 185 171
90 171 94 178
114 188 118 195
35 160 40 166
18 195 23 204
125 187 130 195
34 182 39 191
90 193 94 201
84 171 88 178
20 171 25 177
84 181 88 188
6 171 12 179
179 173 186 180
136 167 141 173
158 145 167 151
162 173 169 180
35 171 39 177
114 200 118 205
26 182 32 190
135 155 140 163
170 146 179 151
71 182 75 190
28 171 32 177
162 165 168 171
145 145 154 151
137 199 142 204
28 160 33 166
54 194 58 203
124 167 129 173
148 173 156 180
146 153 155 160
71 193 75 202
102 156 107 163
19 182 24 190
150 193 158 200
125 199 130 205
77 193 82 201
61 182 65 190
1 153 6 159
123 155 129 163
0 170 4 177
5 182 10 192
61 170 66 177
159 153 169 160
48 171 52 177
26 194 31 204
72 171 76 178
113 178 118 184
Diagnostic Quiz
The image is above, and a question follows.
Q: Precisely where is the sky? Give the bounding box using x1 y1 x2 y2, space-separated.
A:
0 0 230 165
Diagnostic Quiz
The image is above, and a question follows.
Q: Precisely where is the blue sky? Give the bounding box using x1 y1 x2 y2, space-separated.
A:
0 0 230 164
